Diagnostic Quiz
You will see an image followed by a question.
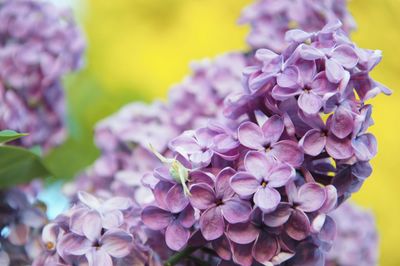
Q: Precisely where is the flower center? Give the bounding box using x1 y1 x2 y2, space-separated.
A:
303 86 311 93
45 241 54 250
261 181 268 188
216 199 224 206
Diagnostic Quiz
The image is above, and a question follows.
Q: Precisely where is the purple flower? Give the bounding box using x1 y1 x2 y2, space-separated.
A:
240 0 356 52
189 168 252 240
325 201 378 266
238 115 304 167
141 205 195 251
231 151 294 213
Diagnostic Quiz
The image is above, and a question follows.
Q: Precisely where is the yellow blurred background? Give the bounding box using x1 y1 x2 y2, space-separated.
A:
51 0 400 264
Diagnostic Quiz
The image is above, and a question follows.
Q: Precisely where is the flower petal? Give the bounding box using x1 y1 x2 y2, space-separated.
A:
238 121 265 150
212 234 232 261
82 210 102 242
231 242 254 266
285 209 310 241
271 140 304 167
352 133 377 161
277 66 300 89
57 233 92 257
330 105 354 139
254 187 280 213
244 151 272 179
299 129 326 156
298 91 323 115
230 172 259 197
261 115 285 145
215 167 236 200
78 191 100 210
101 229 133 258
166 221 190 251
267 162 294 187
326 134 353 159
102 210 124 229
189 183 216 210
252 232 279 264
226 222 259 244
332 44 359 69
166 184 189 213
263 203 292 227
86 249 113 266
199 207 224 241
222 198 252 223
297 183 326 212
141 206 172 230
102 197 131 212
325 58 345 83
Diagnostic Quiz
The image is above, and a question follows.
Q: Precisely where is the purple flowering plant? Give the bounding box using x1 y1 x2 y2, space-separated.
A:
0 0 391 265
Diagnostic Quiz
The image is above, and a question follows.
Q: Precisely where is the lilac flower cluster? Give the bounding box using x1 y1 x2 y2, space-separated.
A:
325 201 378 266
32 191 161 266
240 0 356 52
140 21 389 265
68 53 248 204
0 186 47 265
0 0 85 150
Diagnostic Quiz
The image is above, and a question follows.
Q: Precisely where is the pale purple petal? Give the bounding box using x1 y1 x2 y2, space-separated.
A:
332 44 359 69
230 172 259 197
238 122 265 150
169 133 201 154
326 134 353 159
86 249 113 266
189 184 216 210
82 211 102 242
267 163 294 187
252 232 279 264
57 233 92 257
330 106 354 139
141 206 172 230
78 191 100 210
298 91 323 114
271 140 304 167
153 181 174 210
254 187 280 213
285 29 312 43
102 197 131 212
261 115 285 145
352 133 377 161
325 58 345 83
319 185 338 213
102 210 124 229
297 183 327 212
215 167 236 200
199 207 224 241
299 129 326 156
244 151 272 179
101 229 133 258
222 198 252 223
226 222 259 244
298 45 324 60
177 206 195 228
277 66 300 89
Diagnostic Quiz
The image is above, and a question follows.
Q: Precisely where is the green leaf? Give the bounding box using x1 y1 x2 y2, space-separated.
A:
0 130 28 144
0 145 51 188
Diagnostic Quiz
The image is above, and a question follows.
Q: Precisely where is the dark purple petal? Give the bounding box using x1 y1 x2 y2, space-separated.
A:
299 129 326 156
263 203 292 227
177 205 196 228
141 206 172 230
252 232 279 264
215 167 236 200
230 172 259 197
200 207 225 241
212 234 232 261
254 187 280 213
165 221 190 251
285 209 310 241
231 242 254 266
226 222 259 244
222 198 252 223
189 183 216 210
101 229 133 258
166 184 189 213
238 122 265 150
297 183 326 212
271 140 304 167
153 181 174 210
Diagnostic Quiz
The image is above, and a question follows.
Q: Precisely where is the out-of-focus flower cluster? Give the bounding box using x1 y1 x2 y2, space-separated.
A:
240 0 356 52
0 0 389 265
0 184 47 265
326 201 378 266
0 0 85 150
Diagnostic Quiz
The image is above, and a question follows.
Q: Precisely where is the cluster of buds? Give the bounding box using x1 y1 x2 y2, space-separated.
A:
0 0 85 150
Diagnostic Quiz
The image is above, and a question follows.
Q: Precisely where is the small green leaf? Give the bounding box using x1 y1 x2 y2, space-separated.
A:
0 130 28 144
0 145 51 188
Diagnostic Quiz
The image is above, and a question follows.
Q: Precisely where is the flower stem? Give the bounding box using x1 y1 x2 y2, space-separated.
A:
164 246 198 266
